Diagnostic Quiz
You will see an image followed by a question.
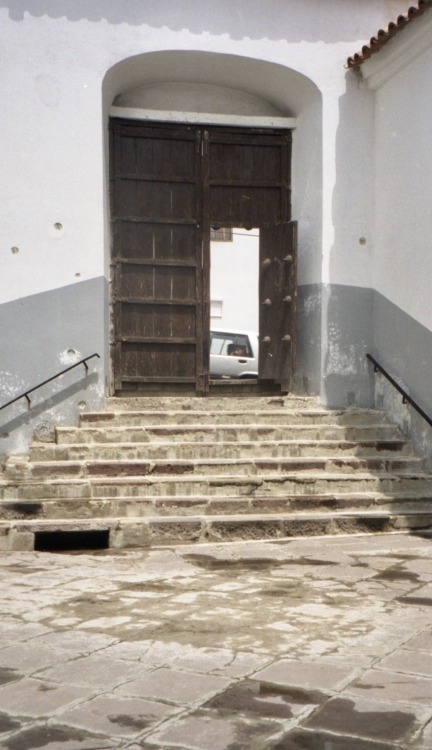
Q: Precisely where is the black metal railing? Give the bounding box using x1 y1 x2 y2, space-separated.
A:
367 353 432 429
0 354 100 412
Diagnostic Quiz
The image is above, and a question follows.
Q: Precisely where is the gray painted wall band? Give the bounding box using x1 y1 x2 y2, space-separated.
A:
321 284 374 408
296 283 375 408
295 284 322 395
0 277 106 458
1 280 431 465
372 291 432 466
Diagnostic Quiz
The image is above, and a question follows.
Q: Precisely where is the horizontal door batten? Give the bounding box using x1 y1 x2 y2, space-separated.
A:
121 376 197 383
116 297 196 306
113 217 198 226
209 179 285 188
115 257 196 268
208 135 289 147
119 337 196 345
114 174 196 184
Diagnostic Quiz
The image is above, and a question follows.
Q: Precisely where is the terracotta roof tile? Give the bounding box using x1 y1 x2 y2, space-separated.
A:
347 0 432 68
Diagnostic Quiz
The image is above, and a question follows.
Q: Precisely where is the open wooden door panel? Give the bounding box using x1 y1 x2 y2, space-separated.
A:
259 221 297 390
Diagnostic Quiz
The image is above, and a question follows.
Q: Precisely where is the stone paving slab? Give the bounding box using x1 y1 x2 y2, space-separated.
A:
146 711 283 750
59 694 178 738
304 696 431 744
252 658 359 692
0 677 96 717
2 533 432 748
346 668 432 706
39 654 143 689
0 724 118 749
117 667 231 705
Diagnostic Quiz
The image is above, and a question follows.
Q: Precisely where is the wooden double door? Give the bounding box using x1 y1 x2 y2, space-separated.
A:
110 119 296 394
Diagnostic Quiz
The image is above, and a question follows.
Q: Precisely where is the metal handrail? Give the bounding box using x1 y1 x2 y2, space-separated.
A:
0 354 100 412
367 353 432 429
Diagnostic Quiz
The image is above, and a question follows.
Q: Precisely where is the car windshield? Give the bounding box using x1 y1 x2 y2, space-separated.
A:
210 332 252 357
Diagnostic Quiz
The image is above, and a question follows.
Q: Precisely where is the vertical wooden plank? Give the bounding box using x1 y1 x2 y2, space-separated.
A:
201 130 211 395
258 222 297 387
280 135 292 223
195 128 207 394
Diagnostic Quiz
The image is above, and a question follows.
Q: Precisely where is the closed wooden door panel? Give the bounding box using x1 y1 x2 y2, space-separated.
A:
208 129 291 226
111 120 202 389
120 343 196 381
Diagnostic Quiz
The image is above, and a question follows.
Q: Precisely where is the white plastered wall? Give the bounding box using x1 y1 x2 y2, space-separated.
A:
0 0 408 306
360 10 432 463
367 13 432 330
0 0 410 439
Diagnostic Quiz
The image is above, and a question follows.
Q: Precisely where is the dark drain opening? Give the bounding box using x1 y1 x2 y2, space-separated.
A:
34 529 109 552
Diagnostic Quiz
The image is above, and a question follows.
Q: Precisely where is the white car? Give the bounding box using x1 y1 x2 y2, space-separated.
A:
210 329 259 379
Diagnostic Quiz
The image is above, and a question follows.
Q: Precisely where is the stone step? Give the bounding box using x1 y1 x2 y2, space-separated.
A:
29 437 411 462
4 455 424 481
2 471 432 500
79 408 390 428
56 423 403 445
2 508 432 551
2 396 429 551
106 395 319 411
2 492 432 521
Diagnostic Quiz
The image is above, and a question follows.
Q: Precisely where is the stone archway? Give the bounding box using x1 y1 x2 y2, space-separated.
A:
102 51 322 394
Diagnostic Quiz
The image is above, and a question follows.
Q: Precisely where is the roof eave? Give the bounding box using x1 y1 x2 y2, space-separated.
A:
346 1 432 69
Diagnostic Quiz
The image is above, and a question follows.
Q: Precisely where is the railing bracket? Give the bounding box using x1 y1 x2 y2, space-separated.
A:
367 353 432 429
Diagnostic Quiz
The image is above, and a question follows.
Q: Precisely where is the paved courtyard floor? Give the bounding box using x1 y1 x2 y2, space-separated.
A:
2 532 432 749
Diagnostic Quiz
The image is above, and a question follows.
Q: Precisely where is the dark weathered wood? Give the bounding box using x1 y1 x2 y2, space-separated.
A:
110 120 294 392
114 174 196 184
116 258 196 268
117 298 196 307
199 130 210 395
111 121 201 389
120 337 196 345
122 376 196 383
209 179 284 188
114 217 197 226
207 128 289 227
280 136 291 222
259 222 297 388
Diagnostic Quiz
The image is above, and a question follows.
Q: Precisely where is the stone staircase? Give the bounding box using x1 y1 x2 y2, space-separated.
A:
1 395 432 550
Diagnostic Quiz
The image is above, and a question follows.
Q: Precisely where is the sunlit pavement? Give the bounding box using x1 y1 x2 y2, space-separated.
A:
2 532 432 749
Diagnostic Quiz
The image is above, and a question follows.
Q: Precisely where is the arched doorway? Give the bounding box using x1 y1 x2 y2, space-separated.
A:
103 51 322 395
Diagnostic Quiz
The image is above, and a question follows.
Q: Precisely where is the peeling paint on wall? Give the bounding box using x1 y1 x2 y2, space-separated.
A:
59 349 83 367
0 371 28 404
302 291 321 316
326 341 359 376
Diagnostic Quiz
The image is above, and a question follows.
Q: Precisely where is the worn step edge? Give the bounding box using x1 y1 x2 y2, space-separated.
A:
2 510 432 550
29 439 411 460
2 496 432 521
79 409 390 419
105 396 320 411
55 425 404 445
79 409 390 426
5 456 424 480
3 476 432 503
2 471 432 487
3 508 432 527
3 490 432 504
